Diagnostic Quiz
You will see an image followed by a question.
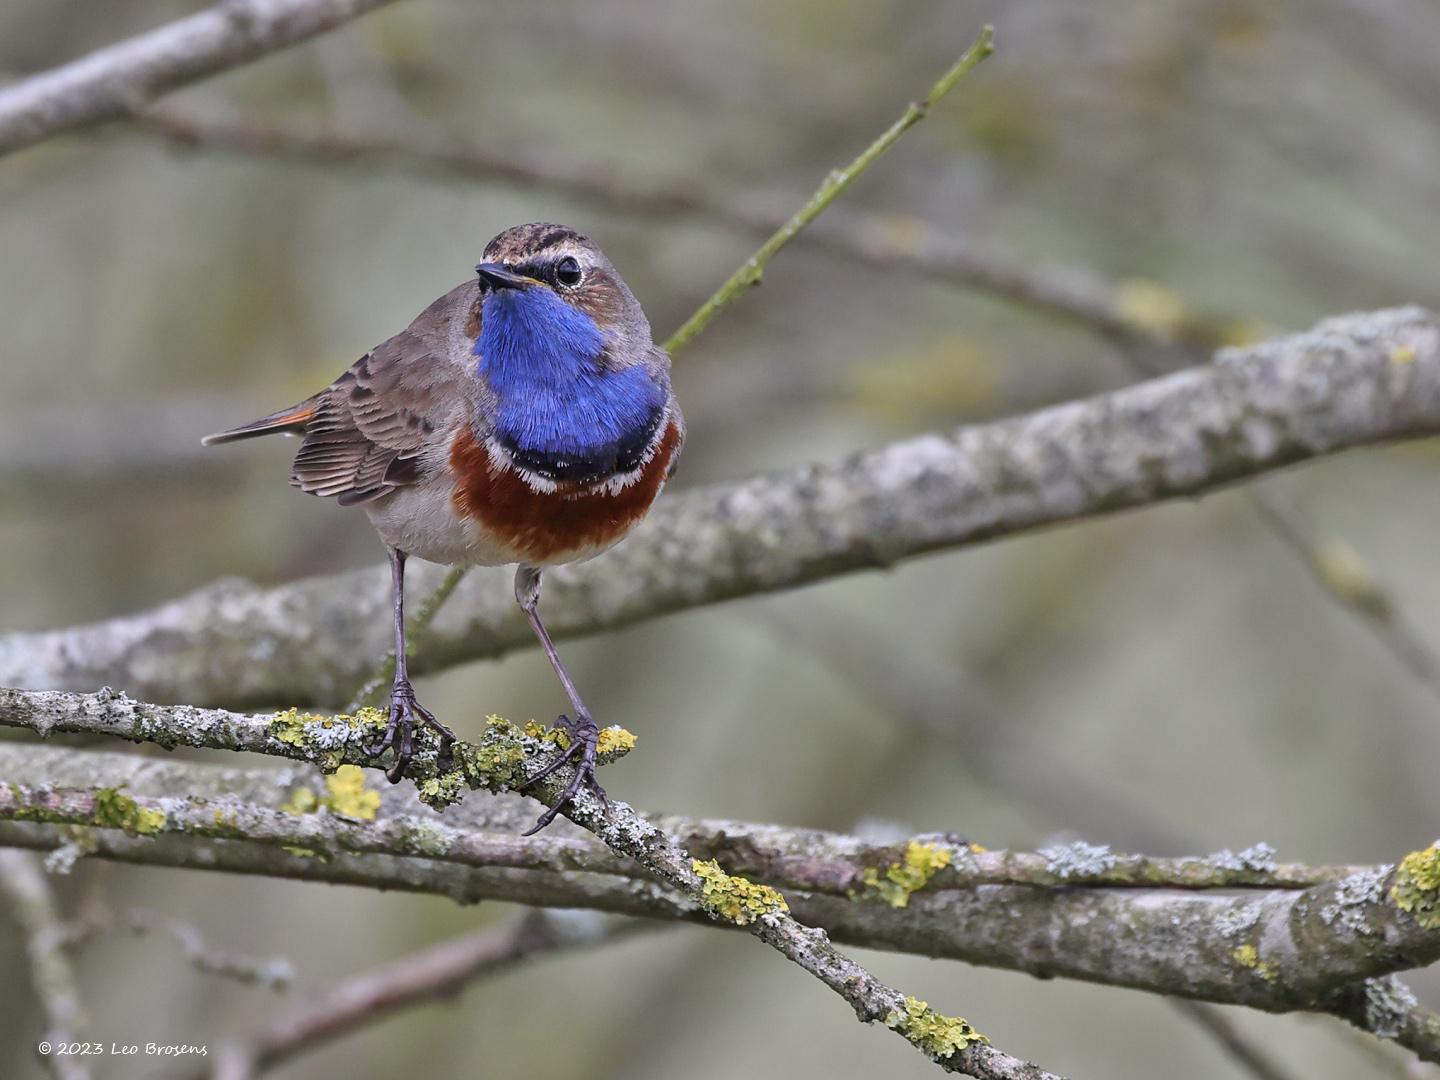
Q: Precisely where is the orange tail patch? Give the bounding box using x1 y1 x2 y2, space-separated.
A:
202 402 316 445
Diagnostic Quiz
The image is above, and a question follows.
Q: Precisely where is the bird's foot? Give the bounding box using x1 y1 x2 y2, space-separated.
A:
365 679 456 784
521 712 608 835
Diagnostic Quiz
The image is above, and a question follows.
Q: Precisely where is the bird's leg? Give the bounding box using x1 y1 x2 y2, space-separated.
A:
514 564 608 834
365 547 456 783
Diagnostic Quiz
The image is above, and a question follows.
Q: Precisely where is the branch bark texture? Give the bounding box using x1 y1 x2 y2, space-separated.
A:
1 308 1437 708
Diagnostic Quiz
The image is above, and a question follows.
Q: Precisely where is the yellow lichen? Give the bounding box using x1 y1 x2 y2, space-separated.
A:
268 708 312 748
1233 944 1278 981
280 787 319 815
1392 343 1418 364
885 996 986 1059
860 841 953 908
692 859 789 925
1392 844 1440 930
279 766 379 820
323 766 380 821
1116 279 1191 339
1313 541 1388 617
596 726 636 755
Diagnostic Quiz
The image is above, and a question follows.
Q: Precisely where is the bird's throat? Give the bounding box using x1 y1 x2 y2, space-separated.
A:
475 290 664 481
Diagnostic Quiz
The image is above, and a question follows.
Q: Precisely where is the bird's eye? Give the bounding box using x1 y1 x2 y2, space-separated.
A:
554 256 583 288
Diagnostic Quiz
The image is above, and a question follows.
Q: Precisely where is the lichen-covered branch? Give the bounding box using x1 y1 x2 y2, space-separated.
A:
3 307 1437 709
0 0 402 158
0 694 1058 1079
1 702 1439 1067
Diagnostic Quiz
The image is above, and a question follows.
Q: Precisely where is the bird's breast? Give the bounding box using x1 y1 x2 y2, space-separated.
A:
449 412 682 566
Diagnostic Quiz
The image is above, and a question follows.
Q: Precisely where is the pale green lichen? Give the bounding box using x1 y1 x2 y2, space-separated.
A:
885 996 986 1059
692 859 789 925
93 787 166 836
1391 844 1440 930
860 840 952 908
1233 944 1278 981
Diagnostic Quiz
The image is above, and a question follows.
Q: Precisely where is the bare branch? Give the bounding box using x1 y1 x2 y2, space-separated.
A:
124 909 292 991
0 850 90 1080
238 911 645 1076
0 0 403 158
1167 1000 1303 1080
2 308 1437 708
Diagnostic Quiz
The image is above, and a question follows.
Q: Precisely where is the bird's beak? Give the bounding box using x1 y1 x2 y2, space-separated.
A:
475 262 538 291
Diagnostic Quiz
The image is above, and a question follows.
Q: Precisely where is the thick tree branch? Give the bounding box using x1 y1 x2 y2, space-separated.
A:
1 307 1437 708
0 0 402 158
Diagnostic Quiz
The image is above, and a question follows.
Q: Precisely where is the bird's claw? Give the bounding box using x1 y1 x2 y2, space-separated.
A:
521 713 607 835
365 680 456 783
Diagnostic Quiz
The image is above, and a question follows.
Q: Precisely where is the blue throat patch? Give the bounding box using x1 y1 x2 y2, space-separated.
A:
475 287 664 477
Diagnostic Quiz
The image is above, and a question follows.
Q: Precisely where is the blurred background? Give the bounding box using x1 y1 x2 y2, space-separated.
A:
2 0 1439 1077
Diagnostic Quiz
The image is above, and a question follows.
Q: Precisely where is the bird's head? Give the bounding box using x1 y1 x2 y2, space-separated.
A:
474 223 653 372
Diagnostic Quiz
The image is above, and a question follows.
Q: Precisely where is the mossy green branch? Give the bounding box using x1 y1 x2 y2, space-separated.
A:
661 25 994 355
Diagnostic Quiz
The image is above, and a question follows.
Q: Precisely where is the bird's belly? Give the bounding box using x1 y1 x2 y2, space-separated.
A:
363 476 523 567
449 419 682 567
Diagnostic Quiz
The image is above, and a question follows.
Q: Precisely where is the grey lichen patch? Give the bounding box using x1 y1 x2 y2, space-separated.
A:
1212 842 1277 872
1319 866 1390 936
884 996 987 1060
1213 901 1262 939
1039 840 1115 879
1363 976 1419 1039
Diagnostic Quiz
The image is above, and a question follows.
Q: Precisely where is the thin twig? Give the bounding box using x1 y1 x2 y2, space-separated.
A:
661 25 994 353
1168 1000 1302 1080
236 911 646 1076
125 908 293 991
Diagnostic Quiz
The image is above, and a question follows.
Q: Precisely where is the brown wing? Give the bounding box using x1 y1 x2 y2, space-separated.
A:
290 330 467 507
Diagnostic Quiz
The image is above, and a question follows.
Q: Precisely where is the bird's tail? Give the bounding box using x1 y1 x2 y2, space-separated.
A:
201 400 317 446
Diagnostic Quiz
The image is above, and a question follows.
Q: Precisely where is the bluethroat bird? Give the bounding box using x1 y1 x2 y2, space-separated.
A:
204 223 684 832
